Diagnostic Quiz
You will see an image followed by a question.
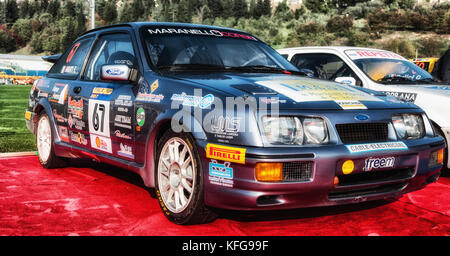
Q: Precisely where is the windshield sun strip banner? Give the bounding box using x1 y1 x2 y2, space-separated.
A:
146 27 258 41
345 50 405 60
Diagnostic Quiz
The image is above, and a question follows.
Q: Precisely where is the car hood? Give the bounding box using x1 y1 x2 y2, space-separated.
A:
169 73 417 110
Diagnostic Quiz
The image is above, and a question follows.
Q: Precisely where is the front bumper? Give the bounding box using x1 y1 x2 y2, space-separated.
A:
198 137 444 211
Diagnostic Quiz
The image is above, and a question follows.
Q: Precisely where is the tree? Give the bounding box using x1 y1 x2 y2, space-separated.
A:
132 0 146 21
103 0 117 24
207 0 223 18
254 0 264 18
176 0 192 23
47 0 60 19
12 18 32 42
63 0 76 17
304 0 330 14
19 0 30 19
5 0 20 25
75 1 86 36
233 0 248 19
119 1 134 22
262 0 271 16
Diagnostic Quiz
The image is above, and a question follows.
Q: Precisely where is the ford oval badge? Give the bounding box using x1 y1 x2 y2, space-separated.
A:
355 114 369 121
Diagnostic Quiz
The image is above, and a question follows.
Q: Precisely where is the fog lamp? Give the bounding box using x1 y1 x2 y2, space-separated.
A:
255 163 283 182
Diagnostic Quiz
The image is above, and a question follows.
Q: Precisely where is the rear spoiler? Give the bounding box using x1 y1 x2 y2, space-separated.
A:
42 53 62 63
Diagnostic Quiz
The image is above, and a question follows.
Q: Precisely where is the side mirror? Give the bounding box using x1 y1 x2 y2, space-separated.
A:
299 68 314 78
101 64 138 83
335 77 356 86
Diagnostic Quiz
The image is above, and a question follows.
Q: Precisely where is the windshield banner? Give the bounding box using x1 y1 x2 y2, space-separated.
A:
147 28 257 41
346 50 405 60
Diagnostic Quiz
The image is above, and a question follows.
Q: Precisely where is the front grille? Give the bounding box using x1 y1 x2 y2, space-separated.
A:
336 123 388 144
337 167 415 187
282 161 313 182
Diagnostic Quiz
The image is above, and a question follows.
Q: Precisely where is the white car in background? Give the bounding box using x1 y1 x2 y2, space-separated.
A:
278 46 450 169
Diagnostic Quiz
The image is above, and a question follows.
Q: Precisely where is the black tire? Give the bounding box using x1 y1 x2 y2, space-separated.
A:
154 129 217 225
36 113 67 169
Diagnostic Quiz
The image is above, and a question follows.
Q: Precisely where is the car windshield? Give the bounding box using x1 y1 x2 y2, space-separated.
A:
141 26 299 73
345 50 437 84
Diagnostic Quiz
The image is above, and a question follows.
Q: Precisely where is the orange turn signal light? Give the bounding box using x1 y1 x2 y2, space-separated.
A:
255 163 283 182
438 148 444 165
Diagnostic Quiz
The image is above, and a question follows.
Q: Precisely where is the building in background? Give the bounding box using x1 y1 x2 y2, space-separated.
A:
0 54 52 85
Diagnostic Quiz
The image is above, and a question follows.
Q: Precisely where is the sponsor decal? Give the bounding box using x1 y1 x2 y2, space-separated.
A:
208 160 234 188
68 114 86 130
37 91 48 98
61 65 78 74
364 157 395 171
114 130 133 140
68 96 83 119
260 97 287 104
206 143 246 164
66 42 80 63
24 111 32 120
53 109 66 123
117 107 128 113
346 141 408 153
90 134 112 153
136 80 164 103
171 93 214 108
147 28 257 41
117 143 134 159
255 79 381 103
136 108 145 127
70 131 88 145
115 95 133 107
88 100 110 138
210 116 240 142
58 126 70 142
381 91 417 103
114 114 132 130
92 87 113 95
50 83 69 104
335 100 367 110
345 50 404 60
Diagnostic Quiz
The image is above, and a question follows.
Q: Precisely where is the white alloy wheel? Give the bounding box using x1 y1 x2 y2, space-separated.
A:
157 137 195 213
37 115 52 163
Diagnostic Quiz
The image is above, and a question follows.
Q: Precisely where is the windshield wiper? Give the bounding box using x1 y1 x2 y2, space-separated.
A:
225 65 307 76
157 63 226 71
379 76 416 84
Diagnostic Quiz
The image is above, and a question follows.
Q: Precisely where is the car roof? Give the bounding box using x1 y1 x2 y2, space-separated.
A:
80 22 247 37
277 46 394 54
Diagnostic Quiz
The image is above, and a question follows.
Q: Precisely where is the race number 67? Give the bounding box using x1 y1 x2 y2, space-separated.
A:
92 103 105 132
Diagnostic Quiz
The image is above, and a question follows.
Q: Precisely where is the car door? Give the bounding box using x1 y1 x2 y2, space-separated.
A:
73 32 138 160
290 53 363 86
45 36 95 145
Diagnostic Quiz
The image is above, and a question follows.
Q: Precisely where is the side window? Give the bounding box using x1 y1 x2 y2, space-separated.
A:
290 53 362 86
47 37 94 79
84 33 136 81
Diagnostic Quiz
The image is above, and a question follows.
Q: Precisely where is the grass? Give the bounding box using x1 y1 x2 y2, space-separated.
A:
0 84 36 153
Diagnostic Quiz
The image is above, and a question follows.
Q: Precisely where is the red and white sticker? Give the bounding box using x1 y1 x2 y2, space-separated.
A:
345 50 405 60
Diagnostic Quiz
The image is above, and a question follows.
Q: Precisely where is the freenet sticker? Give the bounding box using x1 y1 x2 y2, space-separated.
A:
346 141 408 154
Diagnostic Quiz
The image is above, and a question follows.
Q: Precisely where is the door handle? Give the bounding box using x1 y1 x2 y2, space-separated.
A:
73 86 82 94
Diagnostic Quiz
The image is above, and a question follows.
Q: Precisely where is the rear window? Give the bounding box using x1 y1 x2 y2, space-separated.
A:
47 37 94 79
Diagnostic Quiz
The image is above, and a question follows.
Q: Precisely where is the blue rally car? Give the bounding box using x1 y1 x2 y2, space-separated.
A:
25 22 445 224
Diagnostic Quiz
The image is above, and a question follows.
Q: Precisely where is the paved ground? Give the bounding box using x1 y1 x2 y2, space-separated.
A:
0 155 449 236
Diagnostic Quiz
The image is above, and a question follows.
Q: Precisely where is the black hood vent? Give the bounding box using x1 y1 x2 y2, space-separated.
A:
231 83 277 95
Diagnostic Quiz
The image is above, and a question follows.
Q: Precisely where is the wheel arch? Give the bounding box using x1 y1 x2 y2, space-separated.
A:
141 111 207 188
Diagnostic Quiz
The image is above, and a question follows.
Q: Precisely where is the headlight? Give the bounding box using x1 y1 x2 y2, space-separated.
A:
392 114 425 140
261 116 328 145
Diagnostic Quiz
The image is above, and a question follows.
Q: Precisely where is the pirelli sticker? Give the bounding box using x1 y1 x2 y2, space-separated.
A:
206 144 246 164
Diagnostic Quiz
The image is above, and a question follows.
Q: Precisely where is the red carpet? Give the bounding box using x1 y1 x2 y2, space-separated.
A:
0 156 449 236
